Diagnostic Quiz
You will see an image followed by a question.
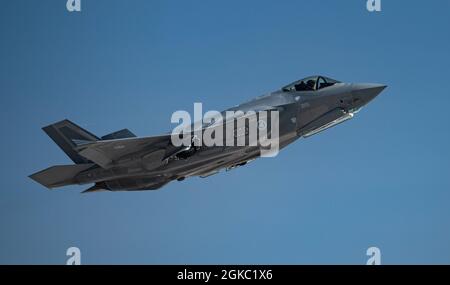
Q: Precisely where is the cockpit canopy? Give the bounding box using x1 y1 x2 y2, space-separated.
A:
282 76 340 92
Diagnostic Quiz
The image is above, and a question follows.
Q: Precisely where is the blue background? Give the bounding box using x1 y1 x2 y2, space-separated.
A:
1 0 449 264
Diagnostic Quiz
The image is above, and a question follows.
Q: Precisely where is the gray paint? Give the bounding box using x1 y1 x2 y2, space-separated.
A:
29 76 386 192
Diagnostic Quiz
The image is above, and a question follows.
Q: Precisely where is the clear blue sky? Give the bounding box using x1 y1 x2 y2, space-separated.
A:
1 0 450 264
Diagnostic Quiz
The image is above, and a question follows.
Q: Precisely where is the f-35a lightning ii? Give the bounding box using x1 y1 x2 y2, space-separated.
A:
30 76 386 192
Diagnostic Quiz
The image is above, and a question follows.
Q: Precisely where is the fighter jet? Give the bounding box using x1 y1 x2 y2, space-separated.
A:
29 76 386 192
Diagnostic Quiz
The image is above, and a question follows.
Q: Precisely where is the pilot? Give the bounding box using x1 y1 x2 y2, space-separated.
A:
294 81 308 91
306 79 316 90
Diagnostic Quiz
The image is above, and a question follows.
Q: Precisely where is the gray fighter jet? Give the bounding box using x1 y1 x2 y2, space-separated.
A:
29 76 386 192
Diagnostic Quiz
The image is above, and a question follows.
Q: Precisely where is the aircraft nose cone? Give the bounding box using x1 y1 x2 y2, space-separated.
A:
352 83 387 105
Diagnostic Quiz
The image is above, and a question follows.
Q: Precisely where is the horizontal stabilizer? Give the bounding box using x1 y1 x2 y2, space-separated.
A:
29 163 94 189
101 129 136 140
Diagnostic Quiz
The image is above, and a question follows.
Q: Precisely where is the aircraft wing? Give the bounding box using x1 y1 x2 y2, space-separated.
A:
76 134 174 169
75 105 282 169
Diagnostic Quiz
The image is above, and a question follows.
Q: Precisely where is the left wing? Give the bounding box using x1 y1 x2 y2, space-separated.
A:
76 135 174 169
